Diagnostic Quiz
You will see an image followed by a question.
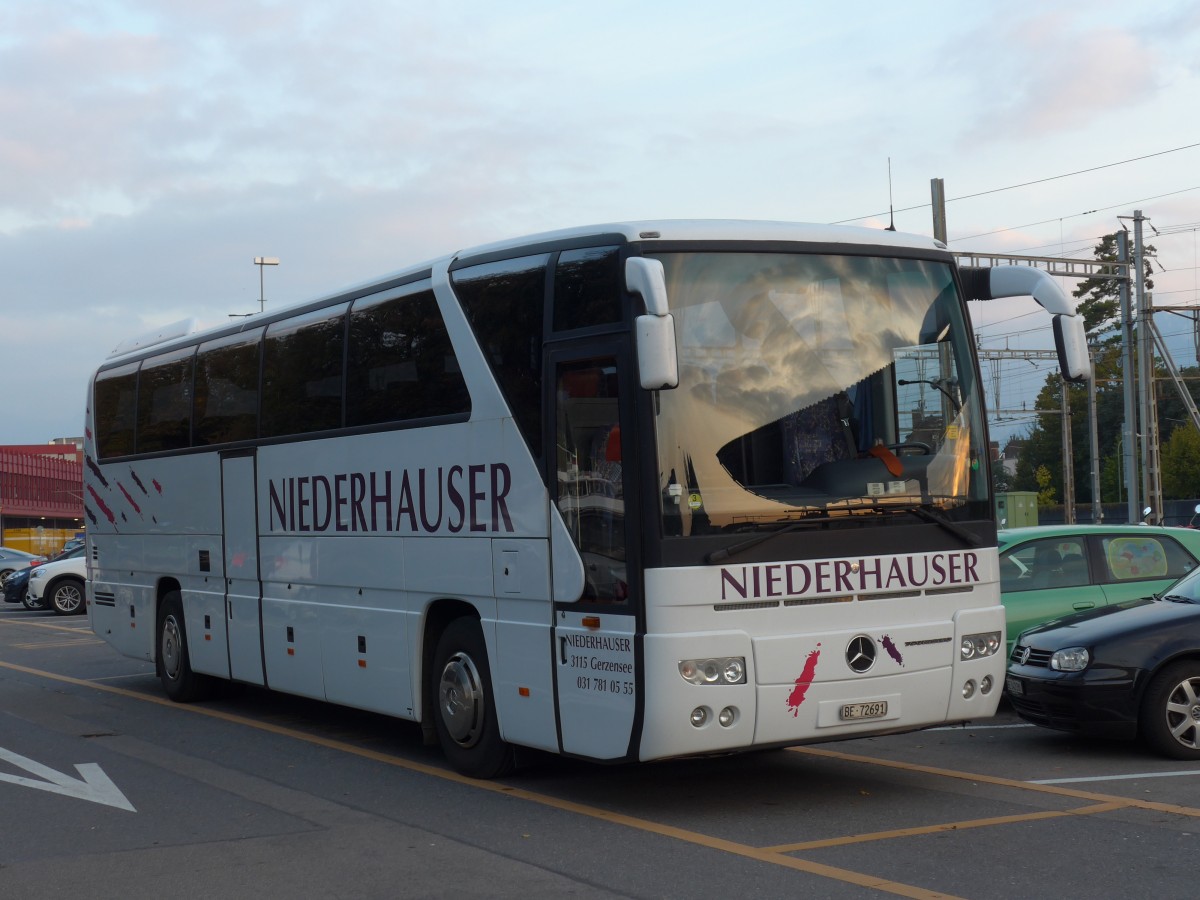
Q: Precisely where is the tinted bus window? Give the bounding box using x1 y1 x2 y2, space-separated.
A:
194 330 262 446
452 254 548 457
262 305 347 437
552 246 622 332
94 362 140 458
136 346 194 453
346 286 470 427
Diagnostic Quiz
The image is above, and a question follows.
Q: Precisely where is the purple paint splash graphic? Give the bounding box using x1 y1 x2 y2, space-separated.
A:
786 643 822 717
85 455 110 489
87 484 116 525
118 482 142 517
129 469 149 495
880 634 904 667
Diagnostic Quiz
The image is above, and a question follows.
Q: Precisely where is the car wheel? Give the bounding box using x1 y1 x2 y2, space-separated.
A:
0 568 13 583
431 617 515 779
22 587 46 611
157 591 211 702
1140 661 1200 760
50 578 86 615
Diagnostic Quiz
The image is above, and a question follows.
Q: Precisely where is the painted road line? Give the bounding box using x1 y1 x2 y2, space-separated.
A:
0 659 961 900
0 746 136 812
790 746 1200 819
1032 770 1200 785
764 802 1128 852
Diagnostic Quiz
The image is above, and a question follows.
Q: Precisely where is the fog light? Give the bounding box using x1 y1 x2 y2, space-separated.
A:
723 658 745 684
690 707 709 727
718 706 737 727
962 679 976 699
980 675 994 695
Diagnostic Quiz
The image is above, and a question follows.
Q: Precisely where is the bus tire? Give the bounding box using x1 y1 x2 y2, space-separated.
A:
1140 660 1200 760
157 592 210 703
431 617 514 778
50 577 86 615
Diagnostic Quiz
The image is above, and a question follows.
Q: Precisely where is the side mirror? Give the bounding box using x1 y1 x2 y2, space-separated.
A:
626 257 678 390
964 265 1091 383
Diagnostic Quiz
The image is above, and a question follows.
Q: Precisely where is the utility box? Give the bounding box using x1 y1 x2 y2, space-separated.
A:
995 491 1038 529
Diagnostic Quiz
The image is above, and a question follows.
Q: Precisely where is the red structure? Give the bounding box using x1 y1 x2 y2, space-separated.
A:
0 443 85 553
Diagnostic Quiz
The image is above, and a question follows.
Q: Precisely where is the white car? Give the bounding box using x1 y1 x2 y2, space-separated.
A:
26 555 87 616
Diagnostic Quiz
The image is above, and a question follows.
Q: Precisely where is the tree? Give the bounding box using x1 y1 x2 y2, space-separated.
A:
1161 425 1200 498
1034 465 1056 508
1010 235 1159 506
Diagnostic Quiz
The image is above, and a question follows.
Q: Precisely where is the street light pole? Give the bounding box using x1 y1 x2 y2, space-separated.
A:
254 256 280 314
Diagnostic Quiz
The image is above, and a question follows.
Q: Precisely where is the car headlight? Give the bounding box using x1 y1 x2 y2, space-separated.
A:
30 569 45 581
959 631 1002 661
1049 647 1090 672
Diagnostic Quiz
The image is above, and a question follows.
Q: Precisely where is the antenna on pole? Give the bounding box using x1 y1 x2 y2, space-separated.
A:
886 158 896 231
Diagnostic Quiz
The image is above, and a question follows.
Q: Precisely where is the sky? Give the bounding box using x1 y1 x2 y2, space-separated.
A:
3 0 1200 446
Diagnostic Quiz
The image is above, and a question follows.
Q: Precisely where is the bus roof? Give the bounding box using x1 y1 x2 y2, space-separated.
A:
99 219 945 366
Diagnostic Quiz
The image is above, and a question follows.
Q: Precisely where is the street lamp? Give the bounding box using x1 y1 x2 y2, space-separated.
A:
254 256 280 314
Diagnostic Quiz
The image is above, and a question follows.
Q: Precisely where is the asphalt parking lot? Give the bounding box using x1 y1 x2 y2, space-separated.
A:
2 604 1198 899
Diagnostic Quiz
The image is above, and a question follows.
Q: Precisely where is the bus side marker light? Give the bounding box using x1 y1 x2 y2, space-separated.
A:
582 616 601 629
287 648 295 656
358 659 366 668
519 687 530 697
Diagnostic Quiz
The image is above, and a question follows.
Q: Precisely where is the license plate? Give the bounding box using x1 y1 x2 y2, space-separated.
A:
840 701 888 721
1005 675 1024 696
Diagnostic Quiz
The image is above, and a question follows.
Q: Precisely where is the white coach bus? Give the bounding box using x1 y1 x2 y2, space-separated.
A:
84 220 1089 777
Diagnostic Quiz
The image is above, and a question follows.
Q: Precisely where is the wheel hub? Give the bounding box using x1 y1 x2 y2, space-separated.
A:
438 651 483 747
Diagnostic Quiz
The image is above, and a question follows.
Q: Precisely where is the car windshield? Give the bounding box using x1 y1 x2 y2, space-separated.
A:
648 250 987 537
1158 565 1200 603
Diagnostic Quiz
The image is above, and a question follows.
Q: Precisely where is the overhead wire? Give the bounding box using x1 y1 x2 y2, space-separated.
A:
830 141 1200 225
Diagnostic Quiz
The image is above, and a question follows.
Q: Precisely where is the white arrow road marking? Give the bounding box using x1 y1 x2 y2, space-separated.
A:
0 746 136 812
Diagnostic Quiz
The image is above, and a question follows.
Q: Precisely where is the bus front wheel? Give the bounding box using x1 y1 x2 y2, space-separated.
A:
157 592 210 703
432 617 515 778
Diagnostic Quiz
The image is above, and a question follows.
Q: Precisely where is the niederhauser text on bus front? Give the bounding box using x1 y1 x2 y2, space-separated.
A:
719 551 982 602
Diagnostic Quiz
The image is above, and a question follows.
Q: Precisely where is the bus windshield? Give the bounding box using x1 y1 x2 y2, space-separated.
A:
649 251 986 537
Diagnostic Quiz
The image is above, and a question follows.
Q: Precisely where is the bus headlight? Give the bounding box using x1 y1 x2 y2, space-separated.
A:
959 632 1002 661
679 657 747 685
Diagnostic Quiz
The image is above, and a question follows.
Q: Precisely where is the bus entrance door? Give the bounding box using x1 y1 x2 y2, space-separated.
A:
550 352 637 760
221 452 265 685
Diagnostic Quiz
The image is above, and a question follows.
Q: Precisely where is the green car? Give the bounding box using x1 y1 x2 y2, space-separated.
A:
998 524 1200 655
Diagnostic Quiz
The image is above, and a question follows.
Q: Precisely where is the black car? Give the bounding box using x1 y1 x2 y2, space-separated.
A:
2 565 42 608
1006 576 1200 760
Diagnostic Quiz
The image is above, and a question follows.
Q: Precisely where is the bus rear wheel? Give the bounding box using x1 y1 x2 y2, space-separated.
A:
432 617 515 778
157 592 211 702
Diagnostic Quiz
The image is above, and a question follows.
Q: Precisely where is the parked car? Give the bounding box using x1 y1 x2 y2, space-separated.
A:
25 553 87 615
1005 569 1200 759
998 524 1200 654
0 546 46 583
4 546 85 609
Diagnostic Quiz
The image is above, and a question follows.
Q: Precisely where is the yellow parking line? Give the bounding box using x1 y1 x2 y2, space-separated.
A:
0 658 961 900
764 801 1128 852
790 746 1200 819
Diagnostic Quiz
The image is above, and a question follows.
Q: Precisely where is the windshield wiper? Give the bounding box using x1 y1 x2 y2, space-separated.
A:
705 517 825 564
905 505 982 547
1160 593 1200 605
705 501 980 564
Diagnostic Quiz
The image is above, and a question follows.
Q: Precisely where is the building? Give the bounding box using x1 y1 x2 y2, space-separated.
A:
0 441 85 555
